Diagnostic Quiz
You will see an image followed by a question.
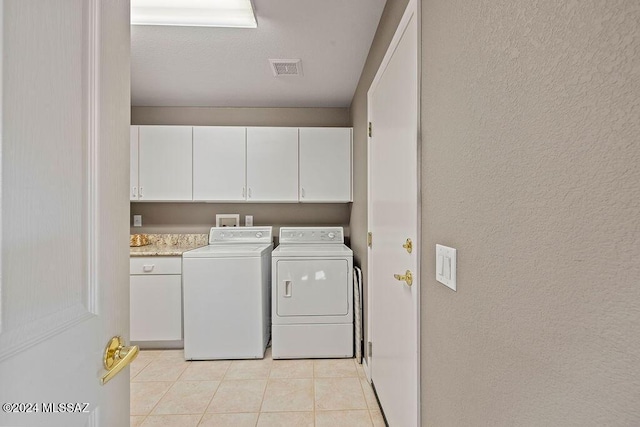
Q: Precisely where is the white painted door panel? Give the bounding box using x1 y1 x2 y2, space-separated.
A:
246 127 298 201
299 128 352 202
139 126 193 201
0 1 130 426
131 125 139 200
193 126 246 201
130 275 182 342
368 2 419 426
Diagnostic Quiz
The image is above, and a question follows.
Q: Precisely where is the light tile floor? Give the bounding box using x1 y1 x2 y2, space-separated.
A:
131 348 386 427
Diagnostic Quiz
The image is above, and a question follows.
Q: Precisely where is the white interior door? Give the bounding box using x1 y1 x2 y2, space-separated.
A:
367 1 420 426
0 1 131 426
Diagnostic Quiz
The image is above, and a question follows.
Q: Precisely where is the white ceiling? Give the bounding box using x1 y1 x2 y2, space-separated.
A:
131 0 386 107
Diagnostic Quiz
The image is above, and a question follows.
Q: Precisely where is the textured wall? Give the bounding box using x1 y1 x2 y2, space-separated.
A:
130 106 351 233
130 202 351 240
421 0 640 425
349 0 410 363
131 106 350 127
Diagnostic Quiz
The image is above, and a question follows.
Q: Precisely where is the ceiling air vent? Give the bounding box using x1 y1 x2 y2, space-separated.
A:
269 59 303 77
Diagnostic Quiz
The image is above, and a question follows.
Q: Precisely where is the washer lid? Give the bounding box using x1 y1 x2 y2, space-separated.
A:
272 244 353 258
183 243 273 258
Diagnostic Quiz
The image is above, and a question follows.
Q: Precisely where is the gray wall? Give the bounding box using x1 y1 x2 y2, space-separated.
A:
130 107 352 234
349 0 411 363
420 0 640 425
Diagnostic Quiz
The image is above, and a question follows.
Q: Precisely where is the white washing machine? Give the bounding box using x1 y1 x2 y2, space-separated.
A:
182 226 272 360
272 227 353 359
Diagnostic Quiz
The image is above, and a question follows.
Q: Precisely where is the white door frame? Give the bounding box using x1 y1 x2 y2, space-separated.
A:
366 0 421 423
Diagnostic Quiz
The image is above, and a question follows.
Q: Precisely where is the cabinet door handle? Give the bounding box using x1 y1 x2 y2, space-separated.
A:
284 280 292 297
132 186 137 198
142 264 154 272
248 188 252 198
301 187 305 198
242 187 246 198
139 186 143 198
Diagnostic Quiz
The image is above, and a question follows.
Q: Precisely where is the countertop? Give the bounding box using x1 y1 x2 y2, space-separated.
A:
129 234 208 257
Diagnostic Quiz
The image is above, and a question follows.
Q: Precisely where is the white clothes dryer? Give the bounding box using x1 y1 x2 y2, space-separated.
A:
271 227 353 359
182 226 272 360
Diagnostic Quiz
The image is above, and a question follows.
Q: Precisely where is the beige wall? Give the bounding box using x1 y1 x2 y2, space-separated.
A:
349 0 411 362
131 203 351 241
420 0 640 425
130 107 352 233
132 106 350 127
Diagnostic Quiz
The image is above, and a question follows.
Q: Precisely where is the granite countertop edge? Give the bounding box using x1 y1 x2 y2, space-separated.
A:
129 233 208 257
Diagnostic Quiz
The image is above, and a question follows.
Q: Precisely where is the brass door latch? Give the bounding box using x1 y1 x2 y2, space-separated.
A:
393 270 413 286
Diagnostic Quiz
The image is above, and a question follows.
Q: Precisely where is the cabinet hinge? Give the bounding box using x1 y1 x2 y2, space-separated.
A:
367 232 372 248
368 341 373 357
368 122 372 138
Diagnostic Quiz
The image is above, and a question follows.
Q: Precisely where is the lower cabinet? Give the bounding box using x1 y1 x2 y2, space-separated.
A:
130 257 182 344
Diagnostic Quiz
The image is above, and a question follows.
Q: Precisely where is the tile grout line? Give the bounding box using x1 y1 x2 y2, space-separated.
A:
256 353 273 425
198 362 229 425
135 381 173 420
130 352 161 381
194 413 206 427
357 374 376 426
137 352 189 419
312 359 317 427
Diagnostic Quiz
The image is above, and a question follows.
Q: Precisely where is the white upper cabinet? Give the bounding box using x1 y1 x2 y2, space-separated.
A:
299 128 352 202
130 126 139 201
246 127 299 202
130 125 353 203
138 126 193 201
193 127 246 201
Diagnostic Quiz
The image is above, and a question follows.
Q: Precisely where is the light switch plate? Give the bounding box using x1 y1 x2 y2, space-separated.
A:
436 244 456 291
245 215 253 227
133 215 142 227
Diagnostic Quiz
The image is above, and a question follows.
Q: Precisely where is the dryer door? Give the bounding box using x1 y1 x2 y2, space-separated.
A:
276 259 349 316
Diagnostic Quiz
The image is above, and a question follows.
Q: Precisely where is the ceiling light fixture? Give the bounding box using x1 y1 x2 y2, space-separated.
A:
131 0 257 28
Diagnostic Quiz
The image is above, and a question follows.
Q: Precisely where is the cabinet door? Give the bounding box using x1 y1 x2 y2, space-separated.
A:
138 126 192 201
130 126 139 200
130 274 182 342
193 127 246 201
246 127 298 201
299 128 352 202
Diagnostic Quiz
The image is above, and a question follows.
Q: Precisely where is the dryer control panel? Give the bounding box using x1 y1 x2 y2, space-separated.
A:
279 227 344 244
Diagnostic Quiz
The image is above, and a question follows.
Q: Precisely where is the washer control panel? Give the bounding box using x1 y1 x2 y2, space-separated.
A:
279 227 344 244
209 226 273 244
